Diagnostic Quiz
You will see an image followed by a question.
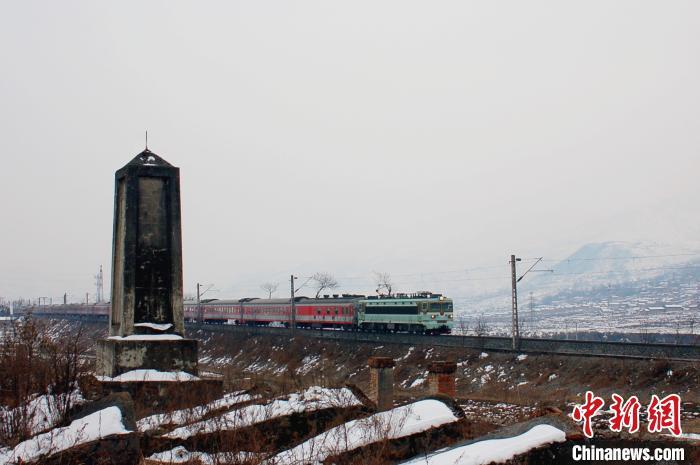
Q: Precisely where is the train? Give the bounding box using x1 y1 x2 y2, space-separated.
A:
17 292 454 334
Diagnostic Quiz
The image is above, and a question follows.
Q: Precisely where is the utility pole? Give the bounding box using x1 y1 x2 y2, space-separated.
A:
196 283 215 326
94 265 104 303
509 255 552 350
510 255 520 350
197 283 202 325
529 292 534 335
290 275 297 333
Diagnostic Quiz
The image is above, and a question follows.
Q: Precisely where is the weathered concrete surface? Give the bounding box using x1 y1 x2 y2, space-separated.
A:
96 338 199 377
98 148 197 387
94 379 223 413
109 149 184 337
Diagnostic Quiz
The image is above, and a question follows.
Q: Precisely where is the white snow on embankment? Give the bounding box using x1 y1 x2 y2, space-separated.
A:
95 369 199 382
268 399 459 465
399 424 566 465
0 390 85 437
108 334 183 341
0 407 131 465
138 392 258 433
148 446 259 464
164 386 361 440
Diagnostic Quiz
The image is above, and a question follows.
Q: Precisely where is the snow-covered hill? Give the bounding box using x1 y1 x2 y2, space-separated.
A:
454 241 700 326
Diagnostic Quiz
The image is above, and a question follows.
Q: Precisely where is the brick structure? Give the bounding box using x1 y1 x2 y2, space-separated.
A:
427 361 457 397
368 356 395 410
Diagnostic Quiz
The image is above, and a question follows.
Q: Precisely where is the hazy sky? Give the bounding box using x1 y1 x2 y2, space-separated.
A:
1 1 699 302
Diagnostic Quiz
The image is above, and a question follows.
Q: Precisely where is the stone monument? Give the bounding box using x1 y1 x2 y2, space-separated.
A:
96 148 198 378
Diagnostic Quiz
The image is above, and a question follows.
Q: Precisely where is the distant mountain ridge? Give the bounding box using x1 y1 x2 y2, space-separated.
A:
537 241 699 289
456 241 700 312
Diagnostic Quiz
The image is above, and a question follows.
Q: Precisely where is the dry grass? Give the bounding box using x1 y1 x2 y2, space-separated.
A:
0 315 91 447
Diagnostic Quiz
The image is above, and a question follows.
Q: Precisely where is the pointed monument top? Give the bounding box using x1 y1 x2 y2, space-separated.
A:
125 148 173 168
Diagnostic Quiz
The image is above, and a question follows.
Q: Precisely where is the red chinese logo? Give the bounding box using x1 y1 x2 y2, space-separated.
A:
572 392 683 438
609 393 641 434
647 394 682 436
572 391 605 438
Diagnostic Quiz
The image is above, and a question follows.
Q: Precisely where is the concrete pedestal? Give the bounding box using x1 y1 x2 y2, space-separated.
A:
96 338 199 378
368 356 395 411
427 361 457 398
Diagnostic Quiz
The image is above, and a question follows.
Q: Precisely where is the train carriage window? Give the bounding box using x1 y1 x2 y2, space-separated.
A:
365 305 419 315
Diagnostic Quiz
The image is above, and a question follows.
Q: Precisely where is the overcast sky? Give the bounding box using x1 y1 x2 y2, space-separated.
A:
1 1 699 302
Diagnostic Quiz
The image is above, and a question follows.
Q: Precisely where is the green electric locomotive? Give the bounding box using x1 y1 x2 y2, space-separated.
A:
356 292 453 334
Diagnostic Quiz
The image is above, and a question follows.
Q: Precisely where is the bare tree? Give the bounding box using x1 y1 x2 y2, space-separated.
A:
455 314 469 336
260 282 279 299
374 272 393 297
0 316 89 447
474 314 490 337
311 273 339 298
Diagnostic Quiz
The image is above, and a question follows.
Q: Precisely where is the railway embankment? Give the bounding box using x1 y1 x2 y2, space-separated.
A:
29 316 700 436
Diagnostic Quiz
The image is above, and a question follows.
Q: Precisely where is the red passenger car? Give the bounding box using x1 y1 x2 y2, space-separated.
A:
189 295 359 329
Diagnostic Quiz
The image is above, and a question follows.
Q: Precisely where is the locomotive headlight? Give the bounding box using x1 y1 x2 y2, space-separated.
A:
431 315 435 319
448 314 453 319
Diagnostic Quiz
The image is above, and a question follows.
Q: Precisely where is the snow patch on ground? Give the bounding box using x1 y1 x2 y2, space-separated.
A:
398 347 415 361
108 334 182 341
516 354 528 361
268 399 459 465
147 446 259 464
0 407 130 465
96 370 199 382
164 386 360 440
137 392 257 433
671 433 700 441
409 377 427 389
479 352 489 359
0 390 85 437
399 424 566 465
296 355 321 375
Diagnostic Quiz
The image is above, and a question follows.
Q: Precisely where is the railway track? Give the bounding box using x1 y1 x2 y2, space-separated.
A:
23 313 700 361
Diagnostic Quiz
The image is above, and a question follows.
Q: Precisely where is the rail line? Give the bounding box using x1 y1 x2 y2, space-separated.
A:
22 313 700 361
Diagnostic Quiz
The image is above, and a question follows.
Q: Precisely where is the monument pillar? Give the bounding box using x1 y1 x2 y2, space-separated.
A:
96 149 197 377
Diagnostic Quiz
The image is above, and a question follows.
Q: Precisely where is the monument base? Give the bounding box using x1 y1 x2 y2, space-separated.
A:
90 378 224 412
96 337 199 378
